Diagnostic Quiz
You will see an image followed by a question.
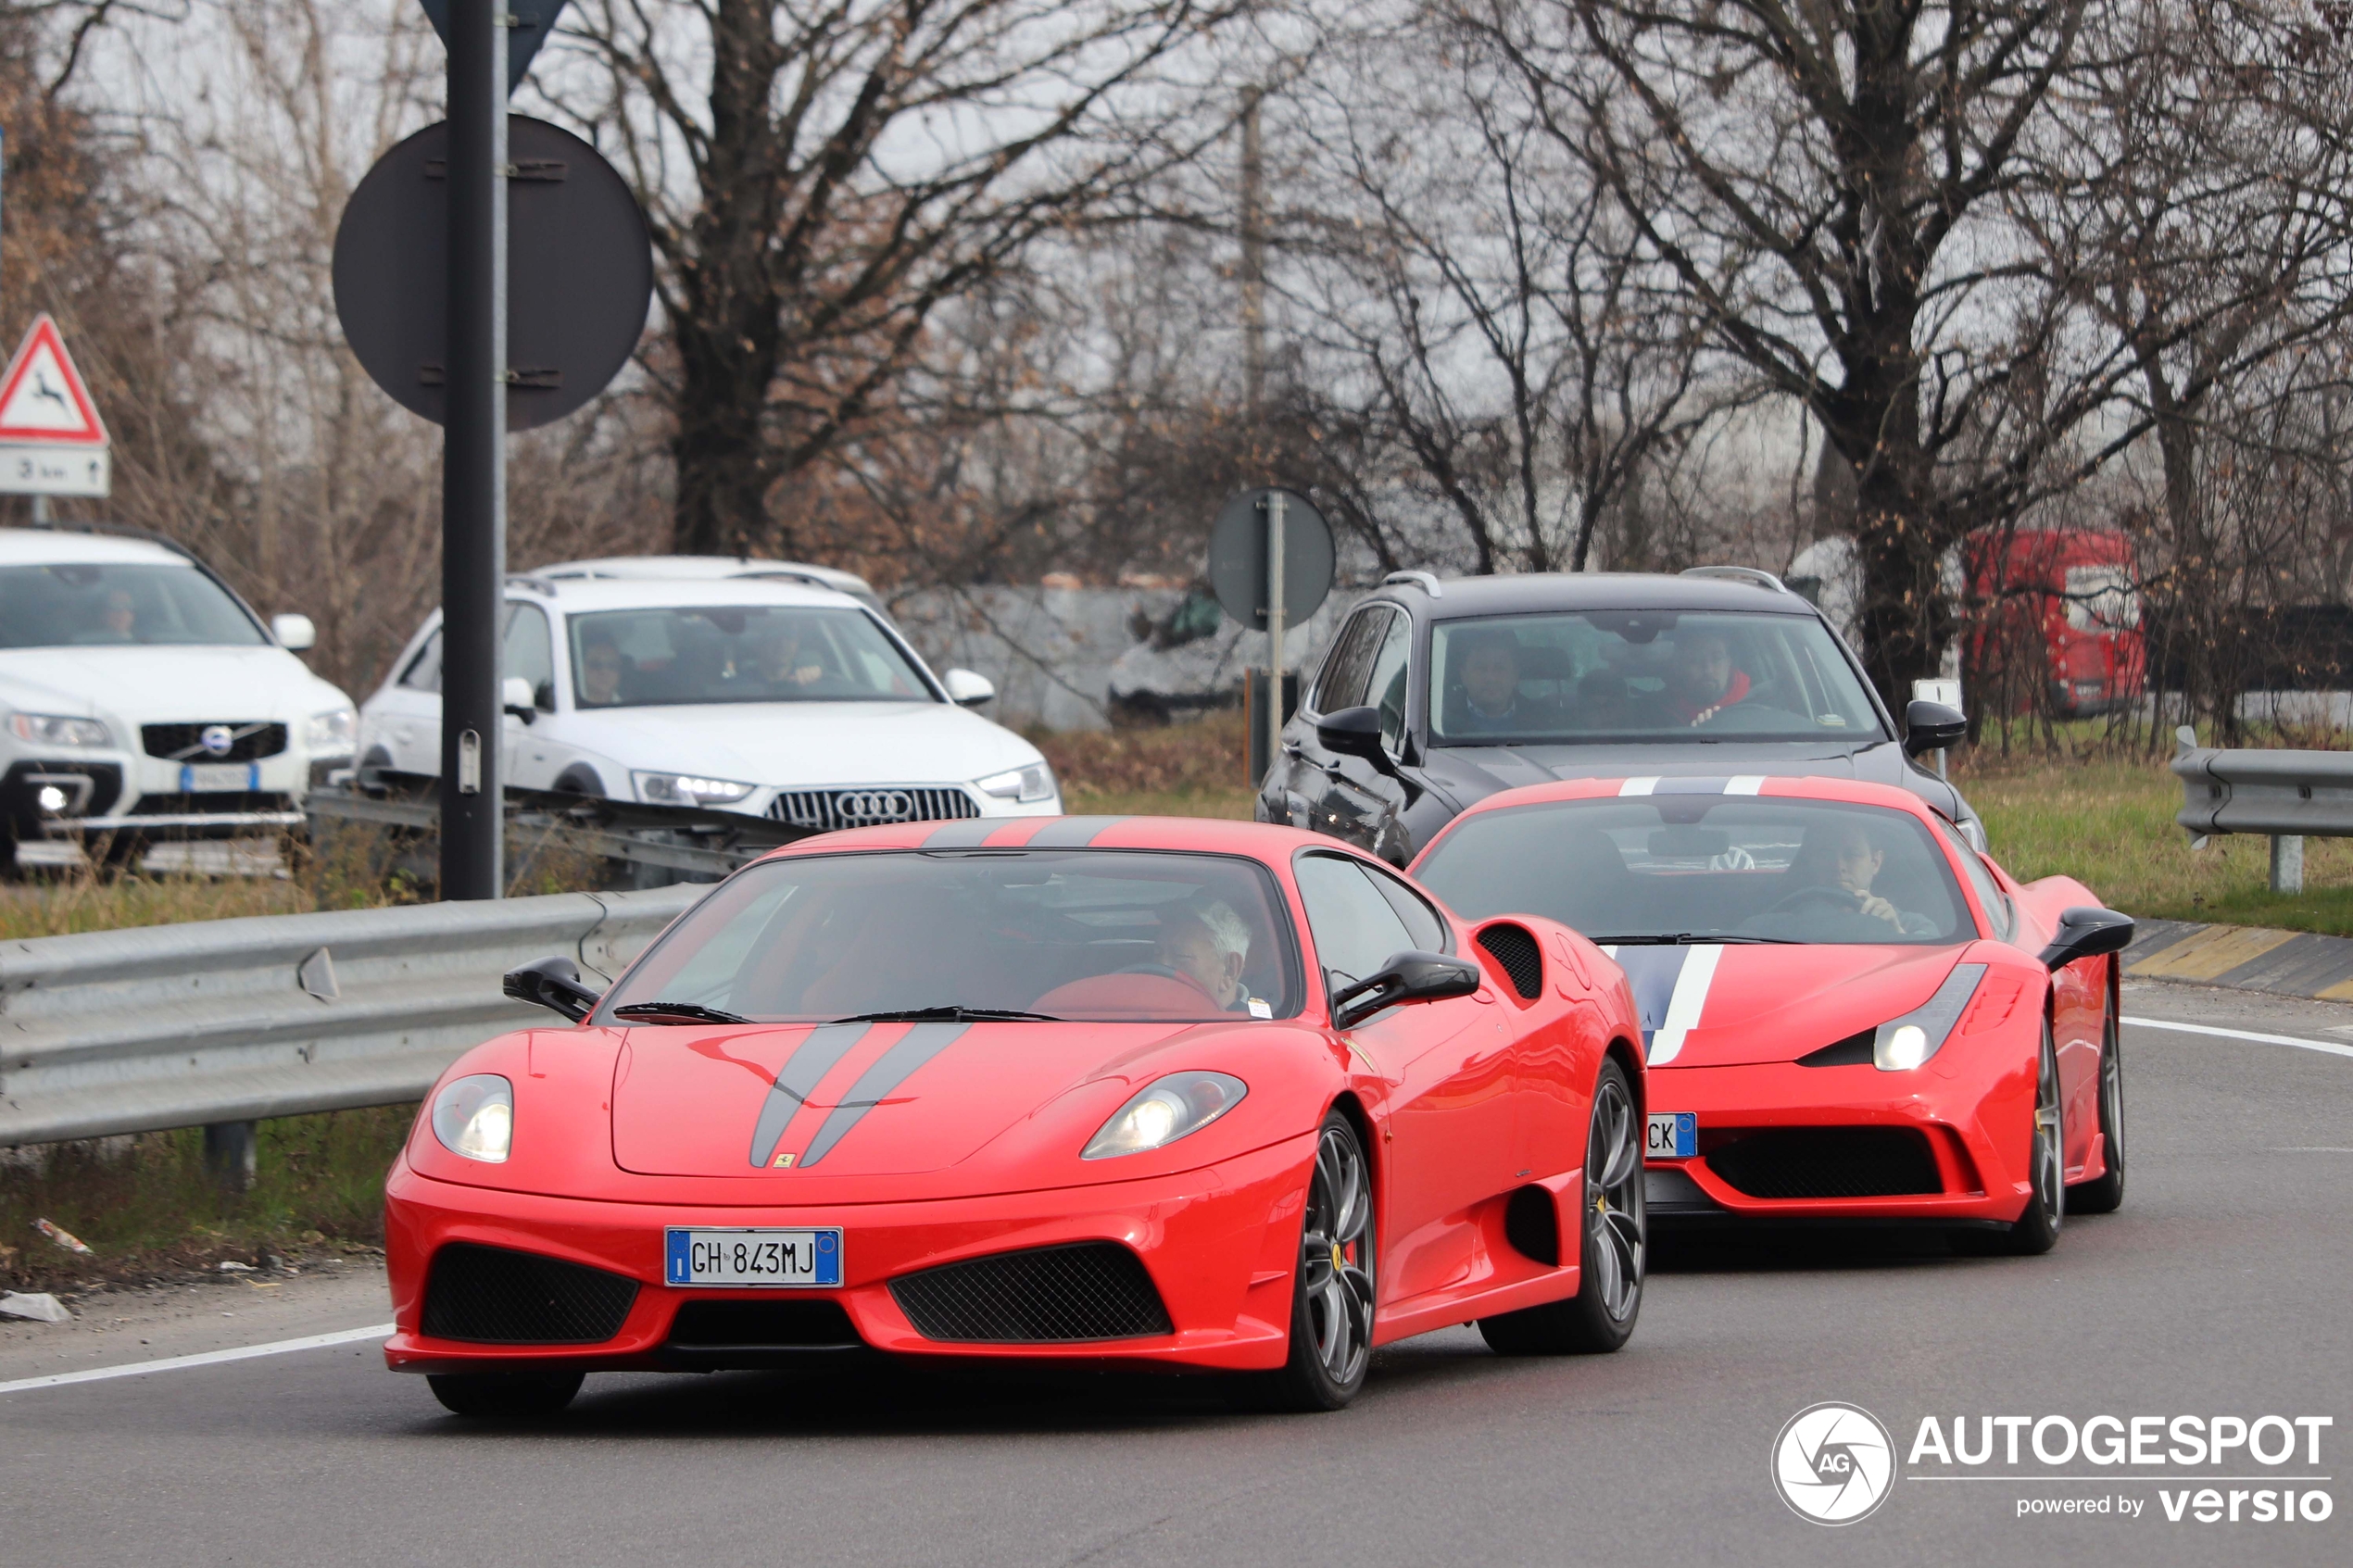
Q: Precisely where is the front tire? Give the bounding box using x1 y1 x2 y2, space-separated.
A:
1253 1110 1377 1411
1958 1019 2064 1256
1478 1057 1645 1354
427 1369 584 1418
2069 971 2126 1214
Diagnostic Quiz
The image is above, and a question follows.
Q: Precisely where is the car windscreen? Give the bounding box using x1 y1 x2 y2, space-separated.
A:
1427 610 1883 745
600 849 1302 1022
567 606 931 708
1415 797 1972 947
0 563 266 648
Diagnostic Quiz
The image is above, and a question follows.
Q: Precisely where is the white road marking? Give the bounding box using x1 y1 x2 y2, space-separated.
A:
0 1323 392 1397
2122 1016 2353 1060
1649 945 1722 1066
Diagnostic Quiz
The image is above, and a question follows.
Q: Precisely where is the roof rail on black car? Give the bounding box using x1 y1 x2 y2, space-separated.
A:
1680 565 1789 594
1383 570 1443 597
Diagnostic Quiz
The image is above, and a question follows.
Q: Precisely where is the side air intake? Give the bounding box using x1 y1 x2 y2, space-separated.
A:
1477 923 1543 1000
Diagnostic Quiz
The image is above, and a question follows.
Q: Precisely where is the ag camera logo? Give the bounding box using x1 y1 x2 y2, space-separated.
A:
1773 1402 1897 1524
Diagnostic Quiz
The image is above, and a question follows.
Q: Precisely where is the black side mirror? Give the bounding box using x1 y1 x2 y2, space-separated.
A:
1330 949 1482 1029
1904 699 1967 757
2036 907 2135 972
503 955 602 1022
1316 706 1401 777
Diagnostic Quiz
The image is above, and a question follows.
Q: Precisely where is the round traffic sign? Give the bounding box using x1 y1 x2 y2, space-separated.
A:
1207 487 1335 630
333 116 652 430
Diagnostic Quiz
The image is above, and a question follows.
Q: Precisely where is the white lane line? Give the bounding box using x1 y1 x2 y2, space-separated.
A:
0 1322 392 1397
2123 1016 2353 1060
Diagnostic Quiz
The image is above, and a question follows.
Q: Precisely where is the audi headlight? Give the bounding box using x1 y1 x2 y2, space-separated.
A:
634 771 756 806
305 707 357 756
7 712 112 748
1873 965 1986 1071
975 761 1056 804
1082 1071 1247 1160
431 1073 512 1162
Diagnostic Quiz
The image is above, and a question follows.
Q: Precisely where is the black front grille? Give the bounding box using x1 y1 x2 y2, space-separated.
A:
421 1243 638 1344
769 785 980 833
1704 1128 1943 1199
889 1242 1172 1343
142 722 287 762
127 792 296 816
667 1298 862 1350
1478 923 1543 1000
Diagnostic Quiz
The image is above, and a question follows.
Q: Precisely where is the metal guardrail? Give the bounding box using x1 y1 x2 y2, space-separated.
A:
2171 724 2353 892
308 784 804 882
0 883 703 1150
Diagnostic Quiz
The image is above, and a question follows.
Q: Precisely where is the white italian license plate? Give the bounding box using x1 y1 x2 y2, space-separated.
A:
181 762 257 792
664 1227 841 1288
1646 1111 1697 1160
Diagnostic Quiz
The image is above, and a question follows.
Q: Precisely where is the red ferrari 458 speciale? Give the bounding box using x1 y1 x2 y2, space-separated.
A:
385 816 1646 1415
1413 777 2133 1252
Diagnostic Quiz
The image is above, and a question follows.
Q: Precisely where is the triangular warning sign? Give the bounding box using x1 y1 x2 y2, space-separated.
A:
0 316 108 445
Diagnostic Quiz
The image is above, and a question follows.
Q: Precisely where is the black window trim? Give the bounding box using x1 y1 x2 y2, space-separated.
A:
1289 845 1457 959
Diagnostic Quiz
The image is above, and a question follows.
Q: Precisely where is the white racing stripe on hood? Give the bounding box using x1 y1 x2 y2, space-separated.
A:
1726 775 1766 795
1618 776 1661 797
1647 945 1723 1065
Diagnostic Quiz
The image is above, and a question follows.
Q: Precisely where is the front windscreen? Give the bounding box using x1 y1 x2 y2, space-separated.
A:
1416 797 1971 947
1428 610 1883 744
600 850 1301 1022
0 563 266 649
568 606 931 708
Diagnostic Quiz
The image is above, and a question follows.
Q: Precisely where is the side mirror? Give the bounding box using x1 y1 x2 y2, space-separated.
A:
1315 706 1401 777
2037 906 2135 972
501 675 537 724
1904 699 1967 757
271 612 317 651
943 668 996 707
1330 949 1482 1029
503 955 603 1022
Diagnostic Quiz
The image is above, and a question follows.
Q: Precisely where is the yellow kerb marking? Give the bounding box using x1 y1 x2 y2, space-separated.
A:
2128 925 2297 983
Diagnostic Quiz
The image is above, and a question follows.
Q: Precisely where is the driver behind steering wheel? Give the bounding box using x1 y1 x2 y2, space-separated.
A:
1156 900 1265 1014
1792 818 1931 936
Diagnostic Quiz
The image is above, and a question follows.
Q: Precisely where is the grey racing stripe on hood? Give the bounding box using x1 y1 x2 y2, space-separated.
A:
923 819 998 847
1021 815 1129 847
798 1022 973 1167
748 1022 872 1168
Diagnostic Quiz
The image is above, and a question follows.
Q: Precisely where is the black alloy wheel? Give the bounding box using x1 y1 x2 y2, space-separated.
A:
1255 1110 1377 1411
1478 1057 1645 1354
1959 1019 2064 1256
427 1368 585 1418
2070 972 2127 1214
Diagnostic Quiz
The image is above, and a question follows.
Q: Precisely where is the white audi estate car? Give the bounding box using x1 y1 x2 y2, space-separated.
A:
0 525 357 869
357 571 1062 831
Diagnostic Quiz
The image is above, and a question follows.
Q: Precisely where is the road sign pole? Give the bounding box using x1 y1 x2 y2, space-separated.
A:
1265 490 1286 784
440 0 507 900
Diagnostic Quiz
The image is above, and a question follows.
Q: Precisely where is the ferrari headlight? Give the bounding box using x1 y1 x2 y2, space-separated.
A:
305 707 357 756
1081 1071 1247 1160
7 712 112 747
976 761 1056 803
1873 965 1987 1071
634 771 756 806
431 1073 513 1162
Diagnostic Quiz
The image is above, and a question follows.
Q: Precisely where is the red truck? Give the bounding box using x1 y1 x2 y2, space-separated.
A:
1967 529 2145 717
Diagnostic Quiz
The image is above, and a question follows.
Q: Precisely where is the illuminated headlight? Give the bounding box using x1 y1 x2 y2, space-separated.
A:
634 771 755 806
35 784 69 812
431 1073 512 1162
976 761 1056 803
305 707 357 756
1081 1071 1246 1160
1873 965 1987 1071
7 712 111 747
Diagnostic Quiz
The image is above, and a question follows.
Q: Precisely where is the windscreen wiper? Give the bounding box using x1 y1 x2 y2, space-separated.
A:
610 1001 751 1024
1588 934 1800 946
828 1006 1064 1024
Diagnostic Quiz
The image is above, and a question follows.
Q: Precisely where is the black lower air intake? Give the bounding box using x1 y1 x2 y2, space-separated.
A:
1704 1128 1943 1199
889 1242 1173 1343
421 1242 638 1344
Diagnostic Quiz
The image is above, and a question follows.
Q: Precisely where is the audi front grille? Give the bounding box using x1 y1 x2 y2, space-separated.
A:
768 785 981 833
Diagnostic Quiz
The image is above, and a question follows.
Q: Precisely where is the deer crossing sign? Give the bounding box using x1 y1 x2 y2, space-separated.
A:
0 315 110 497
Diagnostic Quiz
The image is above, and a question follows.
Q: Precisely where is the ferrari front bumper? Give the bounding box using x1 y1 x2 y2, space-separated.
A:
1641 1055 2037 1224
383 1131 1316 1375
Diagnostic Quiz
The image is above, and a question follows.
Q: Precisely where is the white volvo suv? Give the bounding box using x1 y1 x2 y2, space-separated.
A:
357 571 1062 830
0 526 358 868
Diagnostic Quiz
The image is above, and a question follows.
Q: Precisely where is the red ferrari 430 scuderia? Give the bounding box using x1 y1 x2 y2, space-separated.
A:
385 816 1646 1415
1413 777 2133 1252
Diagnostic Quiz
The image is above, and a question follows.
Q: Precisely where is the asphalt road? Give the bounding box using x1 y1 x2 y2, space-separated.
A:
4 977 2347 1567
